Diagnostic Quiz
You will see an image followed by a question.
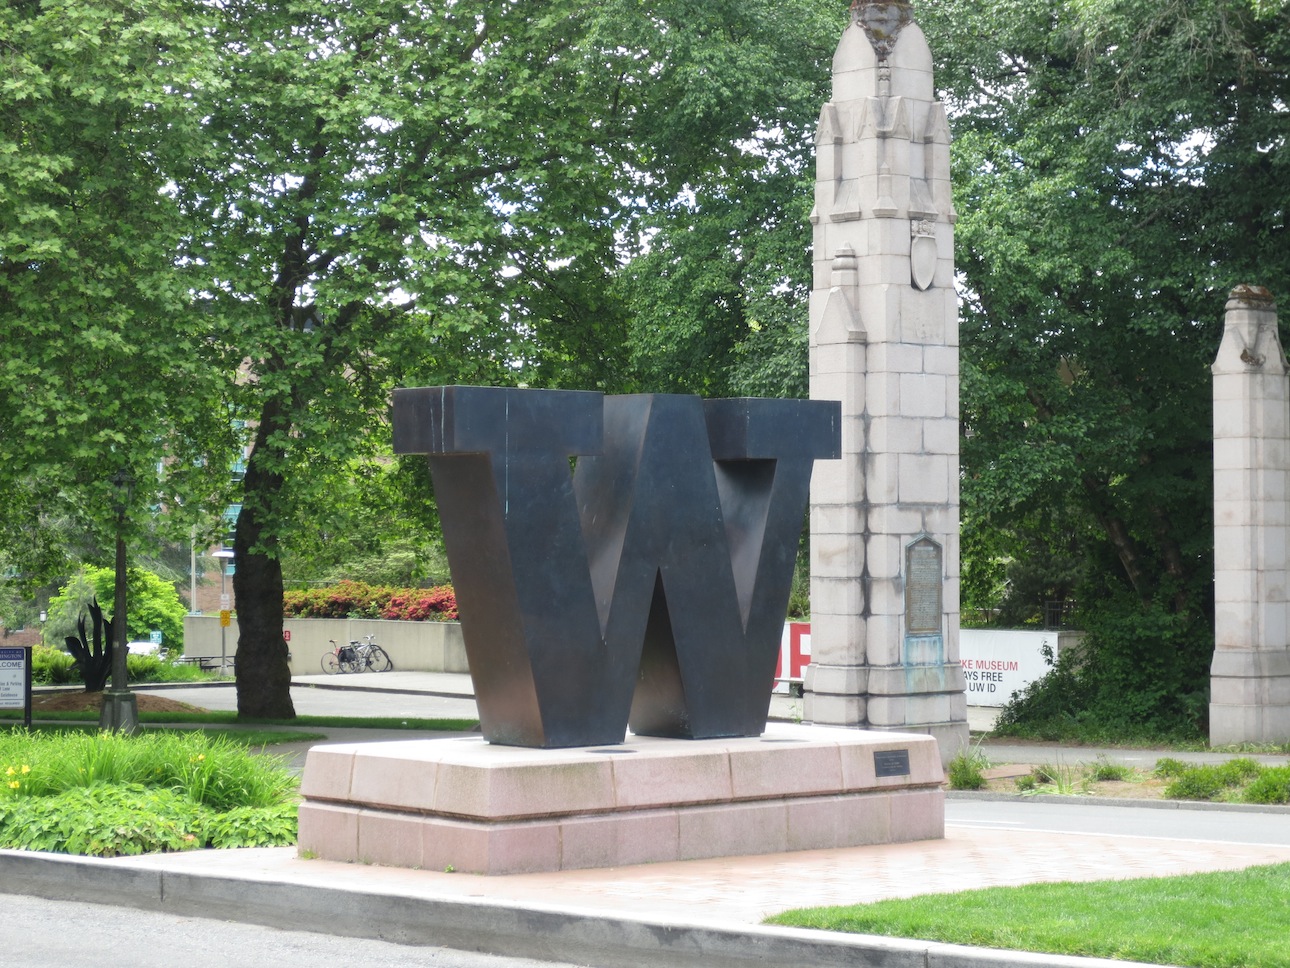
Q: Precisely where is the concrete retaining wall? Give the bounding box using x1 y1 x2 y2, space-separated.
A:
181 616 467 677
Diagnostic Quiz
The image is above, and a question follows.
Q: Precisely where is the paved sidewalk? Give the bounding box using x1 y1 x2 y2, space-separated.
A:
13 671 1289 967
7 811 1290 968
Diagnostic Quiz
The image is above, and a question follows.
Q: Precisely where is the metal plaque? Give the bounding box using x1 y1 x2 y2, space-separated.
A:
874 748 911 778
904 536 943 635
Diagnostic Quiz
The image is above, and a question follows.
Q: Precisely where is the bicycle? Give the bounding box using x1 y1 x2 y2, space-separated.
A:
321 636 393 674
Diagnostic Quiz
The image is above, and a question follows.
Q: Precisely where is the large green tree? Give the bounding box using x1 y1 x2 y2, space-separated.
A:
0 2 236 596
163 0 850 717
919 0 1290 732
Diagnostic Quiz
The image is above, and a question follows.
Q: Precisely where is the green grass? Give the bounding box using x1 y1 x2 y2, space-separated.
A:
768 864 1290 968
1 709 478 731
1 723 323 746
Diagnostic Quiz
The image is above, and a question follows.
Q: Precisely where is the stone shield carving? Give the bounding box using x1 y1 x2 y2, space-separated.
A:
911 235 937 290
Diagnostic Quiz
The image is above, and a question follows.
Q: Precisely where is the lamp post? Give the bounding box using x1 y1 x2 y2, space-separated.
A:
100 469 138 733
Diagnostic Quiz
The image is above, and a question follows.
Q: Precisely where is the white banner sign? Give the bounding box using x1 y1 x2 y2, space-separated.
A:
0 647 26 710
958 630 1055 707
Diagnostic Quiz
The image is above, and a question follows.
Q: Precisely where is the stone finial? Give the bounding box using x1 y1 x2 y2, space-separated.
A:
852 1 914 58
1228 284 1276 311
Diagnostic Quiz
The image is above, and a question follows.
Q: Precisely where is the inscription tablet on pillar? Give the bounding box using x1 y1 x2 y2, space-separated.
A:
874 748 911 778
905 536 943 635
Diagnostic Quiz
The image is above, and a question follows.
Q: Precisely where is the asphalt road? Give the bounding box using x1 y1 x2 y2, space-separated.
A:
7 894 591 968
151 681 480 721
948 797 1290 846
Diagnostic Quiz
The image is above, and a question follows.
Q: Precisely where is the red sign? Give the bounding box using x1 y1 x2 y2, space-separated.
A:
283 630 292 642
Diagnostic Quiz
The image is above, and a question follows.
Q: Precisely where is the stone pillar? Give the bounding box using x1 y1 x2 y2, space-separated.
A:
1210 285 1290 745
805 1 968 755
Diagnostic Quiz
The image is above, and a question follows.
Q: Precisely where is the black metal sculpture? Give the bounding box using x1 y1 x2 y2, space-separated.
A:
64 598 115 693
393 386 840 748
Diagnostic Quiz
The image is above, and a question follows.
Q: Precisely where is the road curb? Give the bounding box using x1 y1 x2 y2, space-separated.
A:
947 790 1290 814
0 849 1151 968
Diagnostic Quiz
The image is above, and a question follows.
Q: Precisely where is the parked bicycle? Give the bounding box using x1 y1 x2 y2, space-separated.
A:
321 635 393 674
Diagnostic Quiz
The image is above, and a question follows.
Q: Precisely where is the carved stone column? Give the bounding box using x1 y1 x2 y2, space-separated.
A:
806 1 968 756
1211 285 1290 744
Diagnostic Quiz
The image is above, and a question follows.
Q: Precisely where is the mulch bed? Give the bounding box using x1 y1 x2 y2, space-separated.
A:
30 692 207 714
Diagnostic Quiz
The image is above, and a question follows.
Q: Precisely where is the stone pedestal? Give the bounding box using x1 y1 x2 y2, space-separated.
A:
1211 286 1290 744
805 2 967 755
98 689 138 734
297 725 944 875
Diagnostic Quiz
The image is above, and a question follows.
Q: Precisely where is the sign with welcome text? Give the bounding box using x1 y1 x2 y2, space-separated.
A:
0 647 27 710
0 646 32 726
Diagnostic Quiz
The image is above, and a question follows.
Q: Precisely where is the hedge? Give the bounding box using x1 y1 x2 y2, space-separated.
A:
281 580 458 622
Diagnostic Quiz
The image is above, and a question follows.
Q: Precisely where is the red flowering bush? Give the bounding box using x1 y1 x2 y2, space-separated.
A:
283 581 456 622
380 586 458 622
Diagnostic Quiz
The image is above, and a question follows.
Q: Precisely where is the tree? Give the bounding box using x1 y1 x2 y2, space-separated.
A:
154 0 851 718
46 565 186 654
0 0 237 590
918 0 1290 733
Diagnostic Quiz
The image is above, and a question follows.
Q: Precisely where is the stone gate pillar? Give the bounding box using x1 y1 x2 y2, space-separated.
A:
806 0 968 755
1211 285 1290 744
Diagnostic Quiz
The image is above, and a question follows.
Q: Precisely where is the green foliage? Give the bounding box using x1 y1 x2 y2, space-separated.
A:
1031 761 1090 796
946 744 990 791
124 654 214 684
29 646 77 686
0 785 205 857
1088 757 1133 782
1163 759 1266 801
919 0 1290 732
1242 766 1290 805
0 0 238 579
993 600 1210 742
0 729 297 856
29 644 213 687
202 802 300 849
281 580 457 622
786 553 811 620
1154 757 1191 779
46 565 185 652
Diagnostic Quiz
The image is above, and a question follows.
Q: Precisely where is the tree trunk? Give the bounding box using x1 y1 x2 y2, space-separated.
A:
232 403 296 720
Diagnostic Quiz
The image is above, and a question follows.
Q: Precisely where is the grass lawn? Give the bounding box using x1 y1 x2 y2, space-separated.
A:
1 723 324 746
767 864 1290 968
1 709 479 732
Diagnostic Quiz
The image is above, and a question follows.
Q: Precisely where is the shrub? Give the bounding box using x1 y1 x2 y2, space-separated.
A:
1153 757 1190 779
46 566 186 652
0 784 206 856
29 645 78 686
126 654 212 684
1088 757 1132 782
0 729 298 856
1161 762 1259 802
283 580 394 619
946 743 989 790
283 581 458 622
380 586 458 622
1242 766 1290 805
992 596 1210 744
1218 758 1264 785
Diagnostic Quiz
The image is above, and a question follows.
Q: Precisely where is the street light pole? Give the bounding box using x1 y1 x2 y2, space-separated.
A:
100 469 138 733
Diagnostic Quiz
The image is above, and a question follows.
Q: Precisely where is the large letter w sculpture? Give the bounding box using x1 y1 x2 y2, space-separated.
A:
393 386 840 748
